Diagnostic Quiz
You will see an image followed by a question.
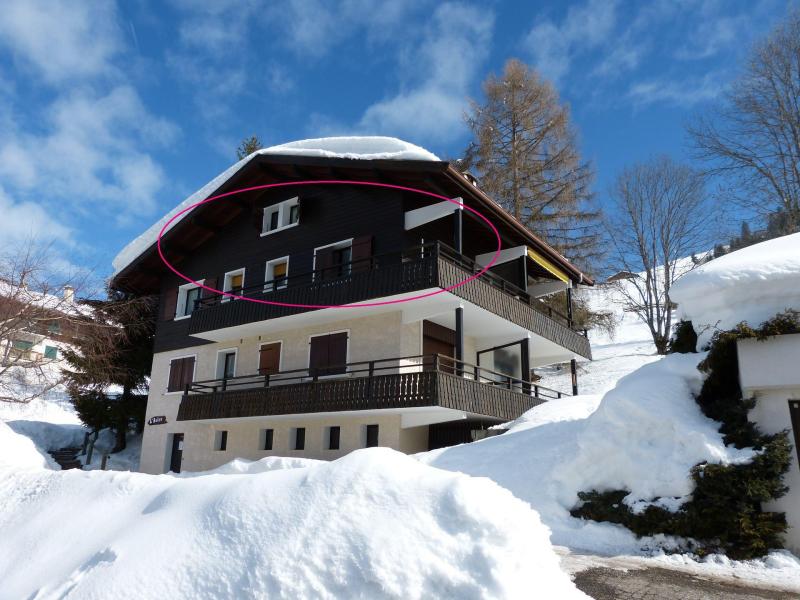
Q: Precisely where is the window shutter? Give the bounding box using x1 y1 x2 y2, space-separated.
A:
351 235 373 273
162 288 178 321
309 336 328 374
202 277 218 299
327 332 348 374
181 357 195 389
259 343 281 375
315 248 335 281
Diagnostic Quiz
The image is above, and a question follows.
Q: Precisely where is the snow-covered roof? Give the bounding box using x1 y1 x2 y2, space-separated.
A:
111 137 440 276
670 232 800 345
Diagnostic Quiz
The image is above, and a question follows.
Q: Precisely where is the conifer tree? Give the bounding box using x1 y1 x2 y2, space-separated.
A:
62 291 156 452
464 58 600 267
237 135 263 160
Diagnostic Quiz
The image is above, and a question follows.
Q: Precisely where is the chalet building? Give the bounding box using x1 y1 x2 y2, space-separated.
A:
110 138 594 474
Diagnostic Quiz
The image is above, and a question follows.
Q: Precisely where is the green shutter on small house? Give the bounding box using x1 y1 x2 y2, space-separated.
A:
44 346 58 359
12 340 34 350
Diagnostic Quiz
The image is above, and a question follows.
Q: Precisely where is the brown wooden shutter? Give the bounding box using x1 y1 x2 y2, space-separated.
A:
180 356 195 389
259 342 281 375
327 332 348 374
162 288 178 321
202 277 218 299
315 248 335 281
309 335 328 373
167 358 182 392
351 235 373 273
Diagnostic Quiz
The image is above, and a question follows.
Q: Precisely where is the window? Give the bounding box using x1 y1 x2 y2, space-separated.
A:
216 349 237 380
176 281 203 319
167 356 195 393
222 269 245 300
11 340 33 351
314 240 353 281
262 197 300 235
47 321 61 335
261 428 274 451
328 426 340 450
44 346 58 360
215 430 228 451
308 332 348 376
264 257 289 292
293 427 305 451
365 424 379 448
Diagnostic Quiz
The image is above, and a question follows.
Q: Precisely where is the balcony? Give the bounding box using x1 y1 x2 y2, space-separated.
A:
177 354 567 423
187 242 591 359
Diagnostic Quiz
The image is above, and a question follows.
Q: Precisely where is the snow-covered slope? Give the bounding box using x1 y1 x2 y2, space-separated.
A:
112 136 440 276
671 232 800 346
0 446 586 599
421 353 753 555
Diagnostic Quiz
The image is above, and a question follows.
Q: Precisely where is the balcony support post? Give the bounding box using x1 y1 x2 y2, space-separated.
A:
454 209 463 254
571 358 579 396
566 286 574 327
518 255 527 291
520 339 531 395
455 306 464 377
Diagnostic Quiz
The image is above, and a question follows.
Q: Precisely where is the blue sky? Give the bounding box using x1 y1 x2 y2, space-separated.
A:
0 0 788 278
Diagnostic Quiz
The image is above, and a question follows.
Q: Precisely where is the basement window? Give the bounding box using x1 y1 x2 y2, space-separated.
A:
327 426 340 450
365 424 379 448
292 427 305 451
261 428 274 451
215 430 228 452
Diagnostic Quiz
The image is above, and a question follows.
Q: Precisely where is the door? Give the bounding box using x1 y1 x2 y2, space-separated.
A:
259 342 282 376
422 321 455 373
169 433 184 473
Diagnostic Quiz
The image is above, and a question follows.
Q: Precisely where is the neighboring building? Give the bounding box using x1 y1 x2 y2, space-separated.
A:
110 137 594 474
672 232 800 555
738 333 800 555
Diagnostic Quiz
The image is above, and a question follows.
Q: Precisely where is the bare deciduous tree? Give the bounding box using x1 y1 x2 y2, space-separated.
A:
606 157 714 354
464 58 600 267
0 241 90 404
689 9 800 233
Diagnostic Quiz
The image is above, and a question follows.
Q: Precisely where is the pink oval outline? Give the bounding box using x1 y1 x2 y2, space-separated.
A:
157 180 501 309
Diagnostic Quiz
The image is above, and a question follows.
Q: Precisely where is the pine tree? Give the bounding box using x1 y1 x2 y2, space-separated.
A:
463 58 600 267
237 135 263 160
62 291 156 452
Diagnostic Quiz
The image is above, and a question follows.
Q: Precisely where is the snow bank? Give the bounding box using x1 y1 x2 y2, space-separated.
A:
671 233 800 346
422 353 753 554
0 448 585 599
112 136 439 275
0 421 49 470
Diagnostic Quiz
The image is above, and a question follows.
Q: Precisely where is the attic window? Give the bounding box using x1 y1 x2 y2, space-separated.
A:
262 197 300 236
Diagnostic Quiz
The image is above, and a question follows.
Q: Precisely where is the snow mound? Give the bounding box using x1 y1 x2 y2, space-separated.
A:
261 136 440 162
0 421 49 470
185 455 321 476
422 353 754 554
0 448 585 599
112 136 439 275
671 232 800 346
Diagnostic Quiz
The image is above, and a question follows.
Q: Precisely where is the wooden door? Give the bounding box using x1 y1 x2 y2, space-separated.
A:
422 320 455 373
259 342 282 376
170 433 184 473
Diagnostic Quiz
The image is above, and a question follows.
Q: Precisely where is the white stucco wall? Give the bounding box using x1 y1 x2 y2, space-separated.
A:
738 335 800 556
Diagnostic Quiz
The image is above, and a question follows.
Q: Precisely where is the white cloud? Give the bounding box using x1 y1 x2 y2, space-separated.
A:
674 15 745 60
353 2 493 143
523 0 618 83
0 86 178 224
627 72 727 107
0 0 122 83
0 186 72 247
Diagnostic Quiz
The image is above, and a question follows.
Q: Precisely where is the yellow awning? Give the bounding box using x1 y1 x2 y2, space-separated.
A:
527 248 570 283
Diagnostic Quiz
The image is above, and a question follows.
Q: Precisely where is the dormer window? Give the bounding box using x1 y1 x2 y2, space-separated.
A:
262 197 300 236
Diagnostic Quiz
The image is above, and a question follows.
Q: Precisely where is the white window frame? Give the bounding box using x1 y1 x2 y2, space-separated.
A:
307 329 351 380
312 238 353 281
261 196 300 236
257 340 283 374
175 280 204 320
222 268 246 302
165 353 197 395
264 256 290 292
215 347 238 380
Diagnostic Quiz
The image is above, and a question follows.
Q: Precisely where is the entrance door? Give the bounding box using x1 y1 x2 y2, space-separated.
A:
422 321 455 373
169 433 184 473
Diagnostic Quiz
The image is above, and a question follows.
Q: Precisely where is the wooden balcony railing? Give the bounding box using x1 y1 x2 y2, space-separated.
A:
177 353 566 422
